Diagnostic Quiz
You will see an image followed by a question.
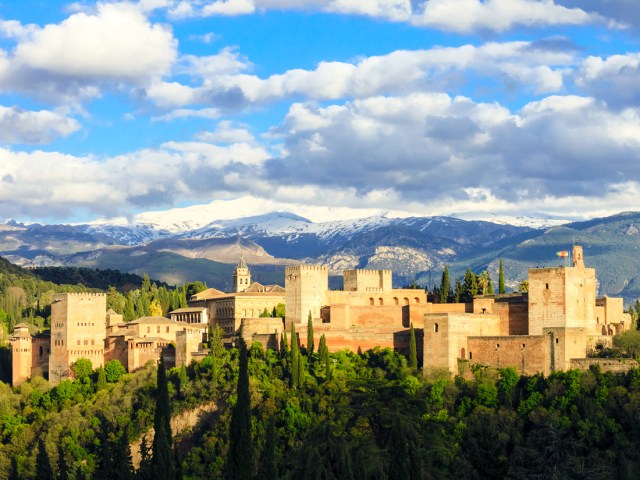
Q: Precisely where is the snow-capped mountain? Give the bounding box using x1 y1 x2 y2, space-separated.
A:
5 205 640 302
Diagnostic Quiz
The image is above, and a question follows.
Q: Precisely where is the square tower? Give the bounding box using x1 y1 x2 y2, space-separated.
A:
343 269 392 292
285 265 328 326
528 251 596 336
49 293 107 384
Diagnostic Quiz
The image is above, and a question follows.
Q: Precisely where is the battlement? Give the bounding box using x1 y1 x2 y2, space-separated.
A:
344 269 392 292
285 264 328 274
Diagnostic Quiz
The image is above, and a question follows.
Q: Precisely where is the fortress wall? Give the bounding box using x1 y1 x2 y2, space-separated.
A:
494 301 529 335
343 269 392 292
424 312 501 373
429 303 471 314
467 335 547 375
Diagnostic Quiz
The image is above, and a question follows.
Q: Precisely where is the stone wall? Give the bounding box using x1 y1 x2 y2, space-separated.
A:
424 312 501 373
343 269 392 292
569 358 640 373
467 335 547 375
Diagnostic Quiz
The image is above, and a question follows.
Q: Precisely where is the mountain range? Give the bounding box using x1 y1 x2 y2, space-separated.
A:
2 207 640 303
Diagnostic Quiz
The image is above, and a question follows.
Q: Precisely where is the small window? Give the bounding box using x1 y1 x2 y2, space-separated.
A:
434 323 439 333
469 352 473 360
166 327 170 333
496 343 500 348
379 298 384 306
369 298 374 306
546 283 549 289
555 338 559 344
522 343 525 348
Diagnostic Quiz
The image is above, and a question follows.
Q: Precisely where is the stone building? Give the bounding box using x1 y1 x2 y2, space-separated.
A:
9 293 207 386
187 259 285 336
424 245 630 376
49 293 107 384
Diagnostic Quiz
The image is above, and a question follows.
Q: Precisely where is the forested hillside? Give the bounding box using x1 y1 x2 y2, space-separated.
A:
3 333 640 479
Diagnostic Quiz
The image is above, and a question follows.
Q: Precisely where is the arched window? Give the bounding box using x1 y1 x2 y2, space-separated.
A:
414 297 420 304
404 297 410 305
460 348 466 359
393 297 399 305
379 298 384 306
369 298 374 306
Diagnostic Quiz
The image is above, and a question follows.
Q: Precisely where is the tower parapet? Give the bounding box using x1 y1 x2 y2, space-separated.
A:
344 269 392 292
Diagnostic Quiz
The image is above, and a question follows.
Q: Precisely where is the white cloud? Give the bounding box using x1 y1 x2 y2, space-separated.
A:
202 0 257 15
0 106 80 144
575 53 640 108
146 41 575 110
13 3 176 80
195 120 256 143
413 0 592 33
152 107 220 122
266 92 640 212
0 2 178 105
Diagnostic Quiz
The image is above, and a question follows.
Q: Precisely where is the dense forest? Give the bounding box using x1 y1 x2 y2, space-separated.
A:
2 327 640 479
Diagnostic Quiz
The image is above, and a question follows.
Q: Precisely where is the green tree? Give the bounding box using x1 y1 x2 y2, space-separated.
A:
454 278 462 303
462 267 478 302
258 416 277 479
225 339 253 479
440 266 451 303
153 357 174 480
36 439 53 480
113 428 134 480
290 323 300 387
259 308 271 317
408 323 417 371
307 311 314 355
95 367 107 391
104 360 126 383
72 358 93 381
499 259 505 294
478 271 491 295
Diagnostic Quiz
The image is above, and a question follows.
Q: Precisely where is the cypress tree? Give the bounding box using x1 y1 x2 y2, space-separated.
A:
409 323 417 371
297 350 304 387
153 357 174 480
454 278 462 303
319 334 329 368
258 417 277 479
113 428 134 480
307 311 314 355
290 323 300 387
499 259 505 294
281 331 289 357
439 266 450 303
138 435 153 480
96 366 107 391
57 443 70 480
36 439 53 480
225 338 253 479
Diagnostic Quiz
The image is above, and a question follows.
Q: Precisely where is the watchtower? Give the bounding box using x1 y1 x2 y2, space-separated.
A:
233 256 251 293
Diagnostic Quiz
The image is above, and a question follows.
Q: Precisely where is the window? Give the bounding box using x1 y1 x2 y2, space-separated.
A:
434 323 439 333
379 298 384 305
166 327 170 333
369 298 374 306
157 326 161 333
147 327 150 333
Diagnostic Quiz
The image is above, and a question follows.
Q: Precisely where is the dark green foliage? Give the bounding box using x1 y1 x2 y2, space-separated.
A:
95 366 107 391
113 428 134 480
408 323 417 371
440 266 450 303
307 311 314 355
499 258 505 294
35 439 53 480
30 266 169 291
462 267 478 302
153 357 175 480
454 278 462 303
225 339 253 480
258 417 277 480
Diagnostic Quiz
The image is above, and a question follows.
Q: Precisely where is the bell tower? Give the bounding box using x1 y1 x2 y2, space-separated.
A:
233 257 251 293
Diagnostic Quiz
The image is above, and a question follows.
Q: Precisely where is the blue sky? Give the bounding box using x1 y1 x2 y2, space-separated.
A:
0 0 639 225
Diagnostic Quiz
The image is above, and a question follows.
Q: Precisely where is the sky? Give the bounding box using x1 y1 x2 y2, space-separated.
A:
0 0 639 225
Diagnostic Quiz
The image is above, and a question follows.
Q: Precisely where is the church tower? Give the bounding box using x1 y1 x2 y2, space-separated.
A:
233 257 251 293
